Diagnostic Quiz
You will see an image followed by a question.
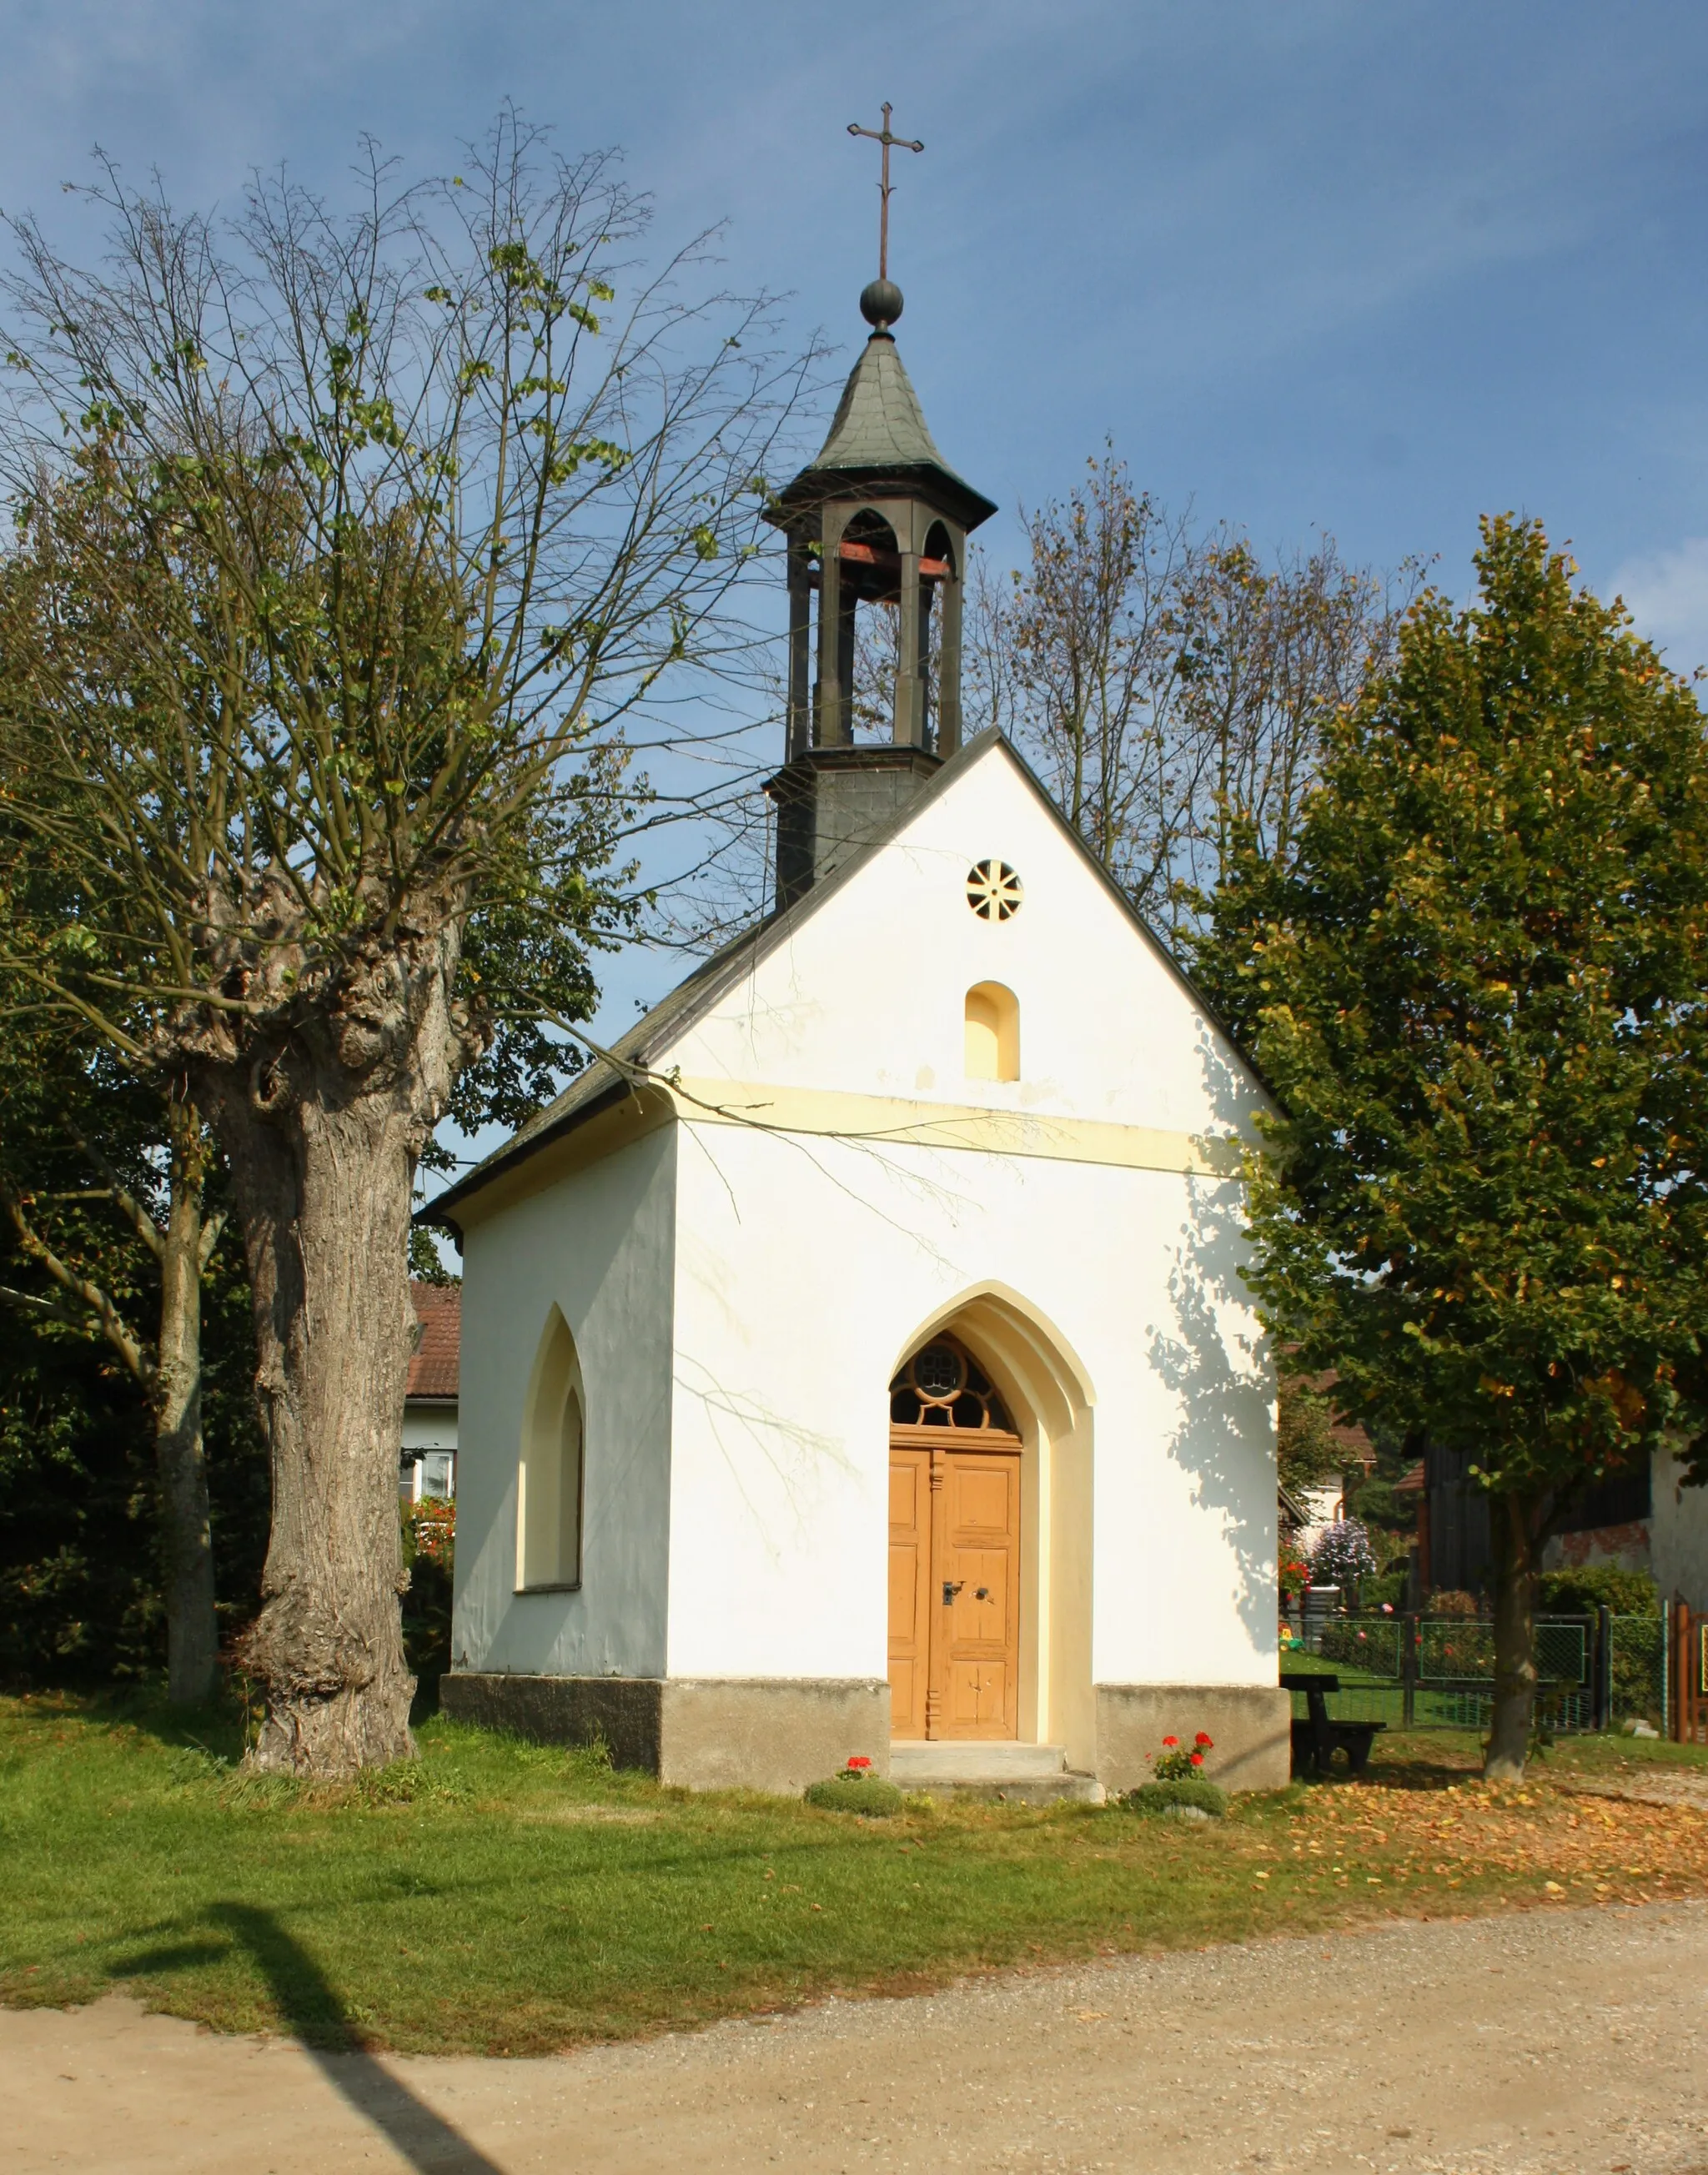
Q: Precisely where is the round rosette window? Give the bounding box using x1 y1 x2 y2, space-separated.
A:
966 859 1023 921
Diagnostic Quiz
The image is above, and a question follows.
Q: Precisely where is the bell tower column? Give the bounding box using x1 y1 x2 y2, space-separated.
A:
786 537 812 761
937 537 965 756
814 505 853 746
892 538 924 748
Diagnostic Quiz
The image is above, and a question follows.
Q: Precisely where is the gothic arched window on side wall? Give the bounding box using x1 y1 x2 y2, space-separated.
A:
964 981 1020 1082
516 1309 585 1591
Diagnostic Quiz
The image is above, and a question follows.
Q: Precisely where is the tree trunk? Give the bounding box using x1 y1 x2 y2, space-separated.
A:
155 1098 219 1706
195 926 471 1776
212 1083 419 1775
1485 1490 1543 1781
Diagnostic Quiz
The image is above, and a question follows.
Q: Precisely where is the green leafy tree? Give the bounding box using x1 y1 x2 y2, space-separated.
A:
1195 517 1708 1777
0 115 805 1775
1275 1374 1347 1495
0 788 231 1703
0 1118 269 1689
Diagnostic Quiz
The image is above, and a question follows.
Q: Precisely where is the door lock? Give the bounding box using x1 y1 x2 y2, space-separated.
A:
942 1580 963 1605
974 1586 990 1600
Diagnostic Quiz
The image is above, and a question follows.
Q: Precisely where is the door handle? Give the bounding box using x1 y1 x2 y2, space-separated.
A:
974 1587 990 1601
942 1580 963 1605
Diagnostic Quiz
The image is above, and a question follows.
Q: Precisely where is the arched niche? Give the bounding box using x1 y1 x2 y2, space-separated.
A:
965 982 1020 1082
516 1306 585 1592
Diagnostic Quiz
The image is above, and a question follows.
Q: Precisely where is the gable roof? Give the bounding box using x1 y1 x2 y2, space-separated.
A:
407 1282 460 1401
421 731 1264 1231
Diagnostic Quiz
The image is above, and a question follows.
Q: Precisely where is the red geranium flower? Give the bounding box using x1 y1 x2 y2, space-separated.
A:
846 1755 872 1770
1194 1732 1213 1747
1161 1735 1179 1748
1189 1752 1204 1766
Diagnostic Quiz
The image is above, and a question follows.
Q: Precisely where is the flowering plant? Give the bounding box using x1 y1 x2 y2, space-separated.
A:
1153 1730 1213 1781
1310 1517 1377 1588
835 1755 875 1781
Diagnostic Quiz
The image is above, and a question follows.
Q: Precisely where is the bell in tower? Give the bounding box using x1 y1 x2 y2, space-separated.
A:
765 108 997 909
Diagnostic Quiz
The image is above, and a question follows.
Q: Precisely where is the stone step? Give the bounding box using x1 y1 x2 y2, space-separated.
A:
888 1741 1105 1806
890 1741 1066 1781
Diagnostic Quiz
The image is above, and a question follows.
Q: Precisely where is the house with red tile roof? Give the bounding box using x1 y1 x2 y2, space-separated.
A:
401 1282 460 1502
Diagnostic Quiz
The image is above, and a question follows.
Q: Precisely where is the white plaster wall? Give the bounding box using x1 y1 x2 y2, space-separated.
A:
450 1127 677 1679
666 1123 1276 1701
403 1404 458 1453
666 737 1263 1142
1652 1449 1708 1611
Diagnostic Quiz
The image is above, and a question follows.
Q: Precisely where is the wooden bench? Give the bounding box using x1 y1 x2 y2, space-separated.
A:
1281 1670 1387 1777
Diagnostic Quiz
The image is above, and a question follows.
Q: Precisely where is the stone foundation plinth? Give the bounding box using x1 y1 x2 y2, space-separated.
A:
1095 1683 1293 1793
440 1673 890 1794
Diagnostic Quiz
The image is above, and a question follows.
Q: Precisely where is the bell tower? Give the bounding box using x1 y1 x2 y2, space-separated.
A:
765 108 997 908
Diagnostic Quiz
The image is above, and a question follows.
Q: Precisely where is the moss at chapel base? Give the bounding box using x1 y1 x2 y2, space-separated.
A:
1123 1777 1228 1818
803 1772 903 1815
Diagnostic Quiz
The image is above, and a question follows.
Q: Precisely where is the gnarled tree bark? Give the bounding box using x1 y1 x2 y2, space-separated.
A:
198 911 476 1776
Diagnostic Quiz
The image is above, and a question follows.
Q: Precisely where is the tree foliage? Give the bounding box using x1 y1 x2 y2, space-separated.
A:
1194 515 1708 1772
0 1163 268 1687
1275 1374 1347 1494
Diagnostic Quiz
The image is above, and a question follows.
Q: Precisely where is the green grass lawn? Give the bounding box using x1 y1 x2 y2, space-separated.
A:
4 1691 1707 2057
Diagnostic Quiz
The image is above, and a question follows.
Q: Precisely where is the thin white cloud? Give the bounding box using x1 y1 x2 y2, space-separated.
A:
1610 539 1708 676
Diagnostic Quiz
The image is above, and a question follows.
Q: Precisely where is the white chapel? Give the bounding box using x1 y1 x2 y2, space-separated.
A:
430 269 1290 1797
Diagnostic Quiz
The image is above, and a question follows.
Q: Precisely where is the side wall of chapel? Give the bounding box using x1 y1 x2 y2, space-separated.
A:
447 1123 678 1688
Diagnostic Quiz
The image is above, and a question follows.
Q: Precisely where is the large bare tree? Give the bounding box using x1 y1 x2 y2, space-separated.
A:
967 448 1409 942
0 114 807 1774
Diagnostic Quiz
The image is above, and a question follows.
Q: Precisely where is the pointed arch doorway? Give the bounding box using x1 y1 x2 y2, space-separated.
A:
888 1334 1022 1740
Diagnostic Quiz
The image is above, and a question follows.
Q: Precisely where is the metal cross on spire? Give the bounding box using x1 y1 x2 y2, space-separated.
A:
846 103 923 283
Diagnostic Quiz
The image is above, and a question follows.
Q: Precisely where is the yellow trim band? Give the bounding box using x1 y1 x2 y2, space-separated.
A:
669 1077 1246 1178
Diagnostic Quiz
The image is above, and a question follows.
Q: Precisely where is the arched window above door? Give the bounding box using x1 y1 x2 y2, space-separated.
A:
889 1335 1017 1434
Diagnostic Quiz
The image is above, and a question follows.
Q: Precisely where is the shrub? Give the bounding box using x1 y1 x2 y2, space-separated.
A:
1124 1778 1228 1817
1278 1549 1310 1603
1360 1570 1407 1610
803 1771 902 1816
400 1499 455 1712
1310 1518 1377 1587
1537 1565 1660 1620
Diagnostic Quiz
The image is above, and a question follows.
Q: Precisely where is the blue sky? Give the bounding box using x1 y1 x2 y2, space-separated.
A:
5 0 1705 1133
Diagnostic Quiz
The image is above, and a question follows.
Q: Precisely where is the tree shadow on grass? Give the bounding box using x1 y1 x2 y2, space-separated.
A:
114 1902 505 2174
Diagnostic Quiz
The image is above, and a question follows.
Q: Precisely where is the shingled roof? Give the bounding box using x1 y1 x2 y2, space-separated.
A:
775 331 997 530
407 1283 460 1402
815 332 951 471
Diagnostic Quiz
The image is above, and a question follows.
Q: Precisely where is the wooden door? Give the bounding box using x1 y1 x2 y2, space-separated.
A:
887 1446 932 1739
887 1432 1022 1741
936 1445 1022 1738
887 1335 1023 1741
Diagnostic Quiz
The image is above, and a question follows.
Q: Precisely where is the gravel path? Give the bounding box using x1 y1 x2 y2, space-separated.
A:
3 1901 1705 2173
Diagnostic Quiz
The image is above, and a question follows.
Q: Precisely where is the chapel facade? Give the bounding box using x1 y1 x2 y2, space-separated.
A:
429 274 1290 1796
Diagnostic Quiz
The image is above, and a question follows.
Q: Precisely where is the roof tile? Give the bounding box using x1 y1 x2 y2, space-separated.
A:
407 1283 460 1400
